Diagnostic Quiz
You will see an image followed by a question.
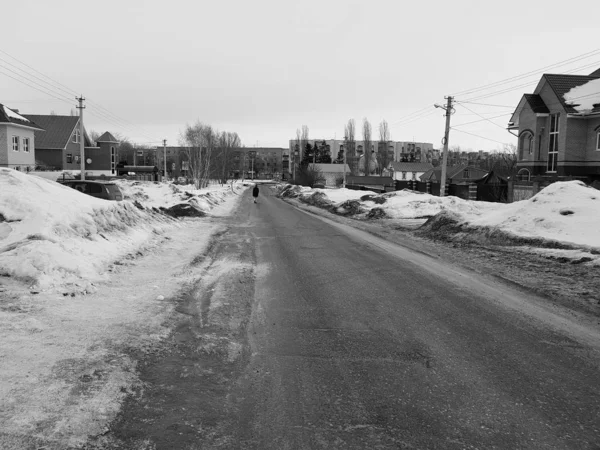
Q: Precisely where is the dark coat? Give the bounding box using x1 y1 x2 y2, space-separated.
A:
252 186 259 197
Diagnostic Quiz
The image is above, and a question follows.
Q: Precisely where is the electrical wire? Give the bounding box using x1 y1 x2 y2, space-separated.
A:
456 104 508 131
452 112 511 128
450 128 509 145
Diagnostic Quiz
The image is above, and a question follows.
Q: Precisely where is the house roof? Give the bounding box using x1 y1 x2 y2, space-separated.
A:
542 73 600 114
310 163 351 173
523 94 549 114
96 131 119 143
390 161 434 172
0 104 44 130
22 115 92 149
420 164 488 182
589 67 600 77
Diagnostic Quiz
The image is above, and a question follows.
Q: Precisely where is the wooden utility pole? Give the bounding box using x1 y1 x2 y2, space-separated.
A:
437 96 454 197
76 96 85 180
343 142 347 188
163 139 167 181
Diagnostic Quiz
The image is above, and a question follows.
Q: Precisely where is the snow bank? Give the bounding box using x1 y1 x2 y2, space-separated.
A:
0 169 175 292
280 181 600 250
461 181 600 249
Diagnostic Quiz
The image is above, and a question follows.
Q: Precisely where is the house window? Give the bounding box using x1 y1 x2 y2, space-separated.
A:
402 172 406 180
137 150 143 157
519 132 533 159
74 155 80 163
111 146 116 174
72 128 80 143
412 172 417 180
463 169 469 178
66 153 73 163
597 131 600 151
23 137 30 152
547 114 559 172
12 136 19 151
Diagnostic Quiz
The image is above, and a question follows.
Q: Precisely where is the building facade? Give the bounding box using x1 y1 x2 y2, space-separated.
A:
0 105 42 171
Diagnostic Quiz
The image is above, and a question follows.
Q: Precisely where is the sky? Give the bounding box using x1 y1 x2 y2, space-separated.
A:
2 0 599 152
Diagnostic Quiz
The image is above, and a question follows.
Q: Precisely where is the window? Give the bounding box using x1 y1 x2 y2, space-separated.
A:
519 132 534 159
412 172 417 180
12 136 19 151
23 137 30 152
66 154 73 163
72 128 80 143
111 146 116 174
463 169 469 178
547 114 559 172
137 150 143 157
402 172 406 180
597 131 600 151
74 155 80 163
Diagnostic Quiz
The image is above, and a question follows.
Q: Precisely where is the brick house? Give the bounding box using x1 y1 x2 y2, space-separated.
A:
508 68 600 180
22 114 93 171
0 104 43 171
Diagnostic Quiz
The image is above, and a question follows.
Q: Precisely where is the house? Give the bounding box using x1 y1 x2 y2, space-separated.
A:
87 131 120 176
309 163 351 187
0 104 43 171
507 68 600 180
420 164 489 183
386 161 433 181
22 114 94 171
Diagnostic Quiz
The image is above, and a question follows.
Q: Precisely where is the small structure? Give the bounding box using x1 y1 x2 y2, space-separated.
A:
309 163 351 187
86 131 119 176
116 165 159 181
387 161 433 181
0 104 43 171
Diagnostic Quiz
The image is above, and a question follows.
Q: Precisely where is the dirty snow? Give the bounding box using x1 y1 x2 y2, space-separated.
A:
295 181 600 250
0 170 243 448
564 78 600 114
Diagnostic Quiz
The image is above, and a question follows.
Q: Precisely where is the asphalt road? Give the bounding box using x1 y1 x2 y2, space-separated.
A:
226 186 600 449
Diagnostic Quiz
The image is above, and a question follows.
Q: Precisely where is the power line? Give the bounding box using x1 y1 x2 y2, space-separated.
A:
450 128 509 145
0 69 74 107
451 48 600 97
452 112 511 128
456 104 508 131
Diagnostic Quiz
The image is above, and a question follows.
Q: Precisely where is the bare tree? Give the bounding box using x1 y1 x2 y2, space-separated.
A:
362 118 372 176
494 143 518 177
180 121 215 189
212 131 241 184
377 119 391 176
344 119 356 175
293 128 302 181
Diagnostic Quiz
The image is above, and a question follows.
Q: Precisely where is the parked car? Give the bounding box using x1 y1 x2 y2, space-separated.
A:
62 180 123 201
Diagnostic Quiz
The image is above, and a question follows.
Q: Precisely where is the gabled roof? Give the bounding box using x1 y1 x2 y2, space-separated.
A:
96 131 119 143
389 161 433 172
0 104 44 130
523 94 549 114
22 115 92 149
420 164 487 182
542 73 600 114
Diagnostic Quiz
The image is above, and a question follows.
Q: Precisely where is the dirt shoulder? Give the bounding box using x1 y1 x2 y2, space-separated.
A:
280 195 600 321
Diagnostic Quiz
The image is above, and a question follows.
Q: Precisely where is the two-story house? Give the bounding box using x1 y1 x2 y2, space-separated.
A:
508 68 600 180
22 114 93 171
0 104 43 171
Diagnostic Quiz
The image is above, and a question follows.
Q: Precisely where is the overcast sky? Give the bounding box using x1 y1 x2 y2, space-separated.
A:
2 0 599 152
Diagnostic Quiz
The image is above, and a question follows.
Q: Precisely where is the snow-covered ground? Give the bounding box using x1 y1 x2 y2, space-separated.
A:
0 169 244 448
282 181 600 253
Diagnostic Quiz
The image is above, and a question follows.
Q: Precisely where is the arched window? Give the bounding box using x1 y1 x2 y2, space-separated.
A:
519 131 534 159
517 168 531 181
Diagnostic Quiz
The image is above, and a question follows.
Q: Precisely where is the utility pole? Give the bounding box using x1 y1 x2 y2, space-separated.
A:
76 96 85 180
435 96 454 197
163 139 167 181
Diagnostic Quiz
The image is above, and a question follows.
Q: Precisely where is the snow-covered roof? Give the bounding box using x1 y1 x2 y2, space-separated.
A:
0 104 44 130
564 78 600 114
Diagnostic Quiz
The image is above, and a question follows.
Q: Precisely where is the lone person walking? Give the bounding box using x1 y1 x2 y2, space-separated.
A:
252 184 259 203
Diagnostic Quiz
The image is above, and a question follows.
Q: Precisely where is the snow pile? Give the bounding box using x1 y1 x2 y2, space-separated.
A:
280 181 600 251
0 169 176 292
564 78 600 114
114 179 237 211
460 180 600 250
